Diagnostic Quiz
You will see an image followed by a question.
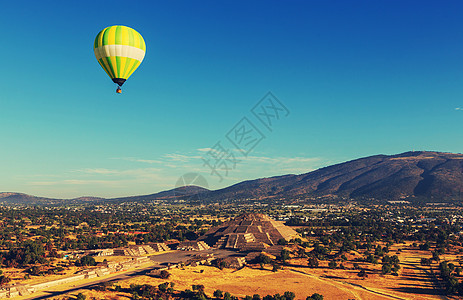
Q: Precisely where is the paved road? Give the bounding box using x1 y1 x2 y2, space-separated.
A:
23 249 243 300
22 264 158 300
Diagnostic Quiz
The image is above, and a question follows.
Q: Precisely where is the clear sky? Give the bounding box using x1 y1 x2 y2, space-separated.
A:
1 1 462 198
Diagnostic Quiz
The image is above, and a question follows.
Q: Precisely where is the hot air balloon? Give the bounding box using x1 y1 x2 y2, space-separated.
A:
94 25 146 93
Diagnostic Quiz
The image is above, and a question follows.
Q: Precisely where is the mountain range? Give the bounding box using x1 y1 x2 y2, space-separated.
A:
2 151 462 205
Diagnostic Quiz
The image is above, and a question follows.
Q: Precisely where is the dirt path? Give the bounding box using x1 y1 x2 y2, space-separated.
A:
20 264 157 300
20 249 241 300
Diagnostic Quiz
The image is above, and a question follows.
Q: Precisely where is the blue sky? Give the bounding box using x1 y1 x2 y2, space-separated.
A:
0 1 462 198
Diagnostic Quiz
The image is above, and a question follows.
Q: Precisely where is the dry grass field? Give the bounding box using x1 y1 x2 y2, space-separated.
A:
67 242 458 300
8 241 463 300
108 265 360 299
24 260 448 300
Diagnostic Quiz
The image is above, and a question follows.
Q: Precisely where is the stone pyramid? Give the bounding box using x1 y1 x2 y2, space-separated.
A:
199 213 298 251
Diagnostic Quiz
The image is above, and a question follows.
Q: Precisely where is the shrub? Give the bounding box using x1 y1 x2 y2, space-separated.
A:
255 254 272 265
420 258 431 266
214 289 223 299
158 282 169 292
76 255 96 267
328 260 337 269
277 239 288 246
159 270 171 279
357 270 367 278
306 293 323 300
308 257 319 268
76 293 86 300
382 264 392 275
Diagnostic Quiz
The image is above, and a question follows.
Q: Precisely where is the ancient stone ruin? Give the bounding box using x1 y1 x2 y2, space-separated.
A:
176 241 210 251
199 213 298 252
113 243 170 256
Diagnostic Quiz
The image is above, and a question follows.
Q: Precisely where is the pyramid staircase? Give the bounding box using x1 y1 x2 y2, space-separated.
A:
199 213 299 251
214 236 227 248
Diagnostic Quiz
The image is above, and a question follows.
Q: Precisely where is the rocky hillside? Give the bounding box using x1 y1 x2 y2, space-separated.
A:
204 151 463 202
2 151 462 205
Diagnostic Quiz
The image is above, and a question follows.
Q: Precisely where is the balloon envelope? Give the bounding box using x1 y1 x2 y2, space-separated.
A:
94 25 146 86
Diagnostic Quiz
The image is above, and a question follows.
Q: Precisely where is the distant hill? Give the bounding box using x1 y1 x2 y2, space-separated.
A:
108 186 210 203
204 151 463 202
71 196 106 202
0 186 210 205
2 151 462 205
0 192 63 205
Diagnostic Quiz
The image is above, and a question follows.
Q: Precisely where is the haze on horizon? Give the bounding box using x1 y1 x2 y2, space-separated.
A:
0 0 462 199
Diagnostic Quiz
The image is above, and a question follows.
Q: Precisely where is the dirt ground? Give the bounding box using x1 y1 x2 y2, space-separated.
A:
13 241 463 300
110 242 452 300
283 242 451 300
118 265 387 300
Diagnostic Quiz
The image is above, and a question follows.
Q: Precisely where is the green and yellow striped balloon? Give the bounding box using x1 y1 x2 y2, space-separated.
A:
94 25 146 88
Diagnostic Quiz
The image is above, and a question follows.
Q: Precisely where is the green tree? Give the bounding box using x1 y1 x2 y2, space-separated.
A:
77 255 96 267
214 289 223 299
455 267 462 276
308 257 319 268
277 238 288 245
0 275 11 286
420 258 431 266
159 270 171 279
328 260 337 269
307 293 323 300
256 254 272 265
193 284 205 292
76 293 86 300
419 242 430 250
439 261 451 278
158 282 169 292
272 263 281 272
375 245 384 256
446 276 459 294
283 291 295 300
382 264 392 275
280 249 291 264
357 269 367 278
